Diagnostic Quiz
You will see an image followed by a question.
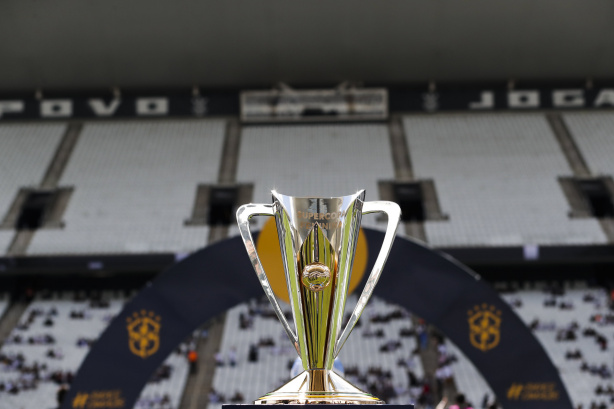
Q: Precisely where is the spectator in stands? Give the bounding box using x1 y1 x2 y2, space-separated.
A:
565 349 583 360
529 318 539 330
481 393 489 409
46 348 64 359
228 347 237 367
56 384 68 408
417 321 428 350
248 344 258 362
544 298 556 307
449 393 474 409
24 287 34 302
188 349 198 374
76 337 94 347
379 340 402 352
596 335 608 350
215 351 225 366
230 391 244 403
209 388 225 403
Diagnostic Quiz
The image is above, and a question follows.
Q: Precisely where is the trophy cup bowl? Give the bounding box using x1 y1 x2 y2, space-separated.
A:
237 190 401 404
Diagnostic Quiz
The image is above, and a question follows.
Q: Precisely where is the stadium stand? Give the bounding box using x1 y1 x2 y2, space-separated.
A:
339 296 424 405
28 120 226 255
564 112 614 176
0 113 612 409
232 124 394 234
207 295 423 409
207 298 297 407
0 291 190 409
444 341 495 409
500 284 614 409
0 123 66 255
134 351 190 409
0 292 125 408
403 113 607 246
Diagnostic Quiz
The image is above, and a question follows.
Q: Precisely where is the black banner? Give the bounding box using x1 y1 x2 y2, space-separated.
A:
61 231 572 409
2 87 614 121
389 88 614 112
0 93 238 120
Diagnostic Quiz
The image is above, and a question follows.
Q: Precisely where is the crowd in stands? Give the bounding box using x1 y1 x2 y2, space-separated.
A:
504 282 614 409
208 388 244 404
0 303 78 399
0 290 192 409
3 281 612 409
344 365 398 402
0 352 72 395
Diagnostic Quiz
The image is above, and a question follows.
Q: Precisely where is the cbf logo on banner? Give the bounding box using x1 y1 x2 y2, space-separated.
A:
468 304 502 352
126 310 161 359
62 231 573 409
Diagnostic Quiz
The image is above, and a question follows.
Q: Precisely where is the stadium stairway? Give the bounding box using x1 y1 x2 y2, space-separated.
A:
416 323 458 402
0 299 29 348
179 316 226 409
388 115 427 243
207 119 242 245
180 119 242 408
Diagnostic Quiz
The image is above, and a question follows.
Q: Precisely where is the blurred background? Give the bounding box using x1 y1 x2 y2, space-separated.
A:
0 1 614 409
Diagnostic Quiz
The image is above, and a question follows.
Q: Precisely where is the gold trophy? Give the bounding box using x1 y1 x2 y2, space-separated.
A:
237 190 401 404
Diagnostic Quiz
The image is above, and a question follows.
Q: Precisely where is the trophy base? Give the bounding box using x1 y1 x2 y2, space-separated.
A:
254 370 384 405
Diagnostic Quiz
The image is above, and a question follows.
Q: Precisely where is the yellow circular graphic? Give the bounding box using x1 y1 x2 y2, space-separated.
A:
256 218 368 304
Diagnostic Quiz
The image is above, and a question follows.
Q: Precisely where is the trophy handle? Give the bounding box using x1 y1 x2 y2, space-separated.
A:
333 200 401 357
236 204 300 350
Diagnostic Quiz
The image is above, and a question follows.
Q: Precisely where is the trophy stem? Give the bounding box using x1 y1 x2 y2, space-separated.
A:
307 369 329 391
253 370 384 405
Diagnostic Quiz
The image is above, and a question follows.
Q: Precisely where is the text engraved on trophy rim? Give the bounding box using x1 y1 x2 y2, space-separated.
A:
297 211 345 230
297 211 344 220
299 221 343 230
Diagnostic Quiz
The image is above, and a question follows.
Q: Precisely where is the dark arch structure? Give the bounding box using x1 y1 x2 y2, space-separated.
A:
61 230 572 409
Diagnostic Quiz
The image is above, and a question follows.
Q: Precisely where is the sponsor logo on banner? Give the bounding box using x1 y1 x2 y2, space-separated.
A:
126 310 161 359
71 389 125 408
240 88 388 122
422 92 439 112
507 382 560 401
468 304 501 352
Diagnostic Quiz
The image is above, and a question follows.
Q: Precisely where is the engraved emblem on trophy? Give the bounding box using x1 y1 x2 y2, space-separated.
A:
237 190 401 404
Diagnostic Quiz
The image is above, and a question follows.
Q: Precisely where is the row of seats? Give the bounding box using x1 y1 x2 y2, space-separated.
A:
404 114 607 247
29 121 225 255
565 112 614 177
0 113 612 255
0 123 65 217
232 124 394 234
